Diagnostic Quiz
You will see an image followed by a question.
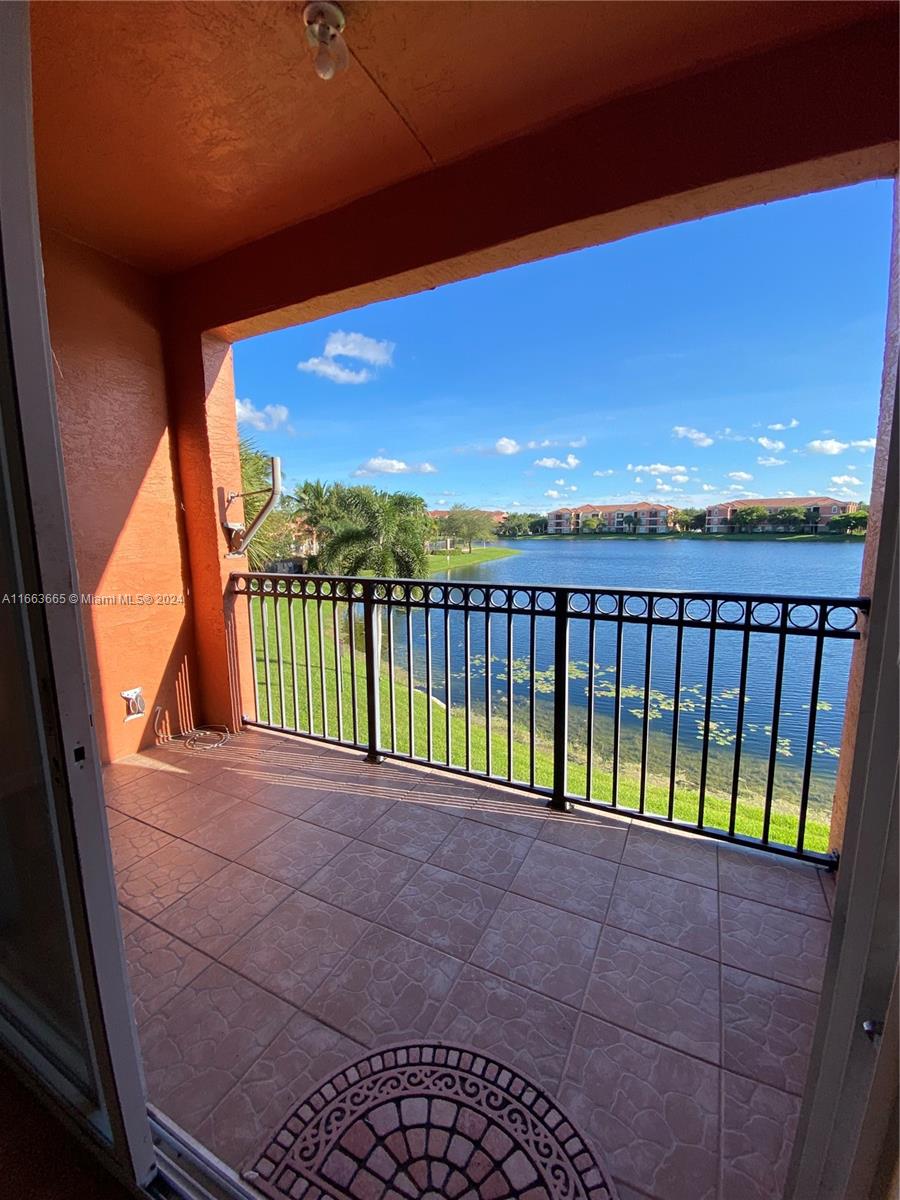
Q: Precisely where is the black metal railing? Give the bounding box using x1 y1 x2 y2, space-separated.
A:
230 572 869 863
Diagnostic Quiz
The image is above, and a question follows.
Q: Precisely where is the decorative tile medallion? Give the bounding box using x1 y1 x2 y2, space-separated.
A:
246 1043 616 1200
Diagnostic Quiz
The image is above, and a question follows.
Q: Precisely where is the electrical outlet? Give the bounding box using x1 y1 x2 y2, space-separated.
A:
121 687 146 723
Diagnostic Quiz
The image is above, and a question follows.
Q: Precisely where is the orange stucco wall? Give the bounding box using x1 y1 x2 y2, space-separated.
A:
42 230 198 761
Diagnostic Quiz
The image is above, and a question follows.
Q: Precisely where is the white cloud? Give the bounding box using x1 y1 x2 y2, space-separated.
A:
631 463 688 475
592 468 615 477
671 473 690 484
768 418 799 430
568 485 578 492
569 436 587 448
727 471 753 482
832 474 862 486
298 330 394 383
298 356 372 385
323 330 394 366
634 476 643 484
554 478 566 485
526 435 587 450
673 426 714 448
757 456 787 467
654 481 674 493
726 485 758 494
353 456 437 476
807 438 848 455
851 437 876 451
236 398 290 431
778 490 797 497
544 489 562 500
495 436 521 455
534 453 580 469
757 437 785 451
701 484 715 492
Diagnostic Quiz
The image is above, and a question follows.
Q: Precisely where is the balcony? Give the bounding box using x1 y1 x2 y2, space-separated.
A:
107 731 833 1200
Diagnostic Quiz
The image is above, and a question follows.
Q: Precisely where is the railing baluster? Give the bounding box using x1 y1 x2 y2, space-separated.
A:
261 592 272 725
611 602 623 809
301 592 313 734
464 591 472 774
506 610 514 783
444 605 452 767
386 598 396 753
247 590 259 723
762 602 789 846
317 597 327 738
425 602 433 763
728 618 752 837
667 601 685 822
550 589 571 812
639 595 654 814
275 592 286 728
288 591 300 733
796 603 827 855
528 608 536 790
348 592 359 744
406 602 414 758
696 601 718 829
585 613 596 803
333 594 344 743
362 582 383 763
484 607 492 777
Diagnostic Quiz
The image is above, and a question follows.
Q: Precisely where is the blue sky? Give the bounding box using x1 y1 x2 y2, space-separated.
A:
234 180 893 513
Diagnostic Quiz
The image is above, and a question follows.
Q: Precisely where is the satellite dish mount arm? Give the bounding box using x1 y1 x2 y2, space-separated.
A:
224 456 282 557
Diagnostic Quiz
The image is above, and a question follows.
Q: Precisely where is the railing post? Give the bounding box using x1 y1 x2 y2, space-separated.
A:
550 588 572 812
362 581 384 764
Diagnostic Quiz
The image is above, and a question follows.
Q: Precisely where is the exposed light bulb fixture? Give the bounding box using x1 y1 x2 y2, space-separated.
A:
303 2 348 81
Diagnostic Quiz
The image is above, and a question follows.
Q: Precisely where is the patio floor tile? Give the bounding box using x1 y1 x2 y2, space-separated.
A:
539 808 630 862
238 818 350 888
124 923 213 1025
720 894 830 991
721 966 817 1094
197 1011 361 1171
221 892 369 1006
584 926 720 1064
138 962 294 1134
511 840 619 921
241 779 340 817
105 767 196 818
560 1013 720 1200
380 863 504 959
302 790 396 837
116 840 228 920
430 965 579 1094
304 925 464 1046
153 862 292 958
462 786 548 838
606 866 720 960
470 892 601 1006
182 800 291 859
301 842 420 918
720 1072 800 1200
359 800 460 861
108 817 173 872
118 905 146 938
622 824 719 888
138 784 242 838
718 846 830 918
429 819 533 888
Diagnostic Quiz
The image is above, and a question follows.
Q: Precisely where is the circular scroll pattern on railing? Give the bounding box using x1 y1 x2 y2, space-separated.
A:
260 578 276 595
750 600 781 627
448 587 465 606
428 585 445 605
319 581 334 598
537 590 557 612
652 596 679 621
716 600 746 626
787 603 819 630
303 579 321 599
390 584 407 602
468 588 486 608
593 593 619 616
372 583 389 602
623 594 649 618
569 592 592 615
490 588 510 609
825 605 859 632
288 579 304 597
513 589 533 611
684 597 712 622
408 584 425 604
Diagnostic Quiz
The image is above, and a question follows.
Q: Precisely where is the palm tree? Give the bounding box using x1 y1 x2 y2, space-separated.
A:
319 487 428 578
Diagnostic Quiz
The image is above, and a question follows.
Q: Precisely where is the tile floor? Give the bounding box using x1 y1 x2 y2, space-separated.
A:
104 730 835 1200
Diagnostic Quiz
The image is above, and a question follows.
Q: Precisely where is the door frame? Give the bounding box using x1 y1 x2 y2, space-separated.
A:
0 1 155 1187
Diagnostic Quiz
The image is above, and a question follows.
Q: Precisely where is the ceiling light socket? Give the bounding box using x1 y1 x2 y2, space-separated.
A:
303 2 348 81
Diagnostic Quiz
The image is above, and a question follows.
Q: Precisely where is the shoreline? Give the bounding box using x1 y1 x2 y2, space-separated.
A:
517 532 865 544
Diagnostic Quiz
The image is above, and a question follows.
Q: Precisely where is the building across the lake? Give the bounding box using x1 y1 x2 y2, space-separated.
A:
705 496 859 533
546 502 676 534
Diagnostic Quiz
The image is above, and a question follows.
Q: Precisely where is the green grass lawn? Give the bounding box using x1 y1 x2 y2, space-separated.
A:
248 595 833 855
424 546 519 571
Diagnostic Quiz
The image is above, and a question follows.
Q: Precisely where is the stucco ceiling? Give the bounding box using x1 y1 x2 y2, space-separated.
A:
30 0 892 274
